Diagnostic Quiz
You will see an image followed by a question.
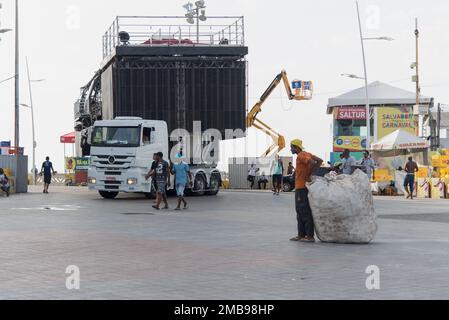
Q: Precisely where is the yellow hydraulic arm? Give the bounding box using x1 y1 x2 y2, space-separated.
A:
246 70 313 157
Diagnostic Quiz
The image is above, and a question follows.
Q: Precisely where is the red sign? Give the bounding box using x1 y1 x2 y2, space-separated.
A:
60 132 76 144
335 107 367 120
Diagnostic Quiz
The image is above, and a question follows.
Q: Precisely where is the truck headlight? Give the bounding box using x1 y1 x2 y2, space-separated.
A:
127 178 138 185
88 177 97 184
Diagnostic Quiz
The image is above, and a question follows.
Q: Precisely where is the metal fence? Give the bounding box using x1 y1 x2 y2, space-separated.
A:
103 15 245 58
0 155 28 193
228 157 293 190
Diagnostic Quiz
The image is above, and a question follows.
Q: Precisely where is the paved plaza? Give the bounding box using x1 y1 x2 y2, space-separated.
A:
0 186 449 300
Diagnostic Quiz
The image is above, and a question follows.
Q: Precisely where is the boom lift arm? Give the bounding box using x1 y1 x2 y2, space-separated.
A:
246 70 313 157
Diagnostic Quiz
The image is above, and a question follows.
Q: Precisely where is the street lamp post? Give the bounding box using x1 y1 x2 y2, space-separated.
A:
184 1 207 43
22 57 45 185
356 0 372 149
355 0 394 148
14 0 19 151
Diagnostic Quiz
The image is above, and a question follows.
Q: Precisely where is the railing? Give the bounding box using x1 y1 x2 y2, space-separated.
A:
102 15 245 58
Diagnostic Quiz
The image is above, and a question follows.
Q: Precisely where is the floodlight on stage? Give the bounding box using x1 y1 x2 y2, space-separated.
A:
187 17 195 24
199 11 207 21
183 2 194 11
195 0 205 8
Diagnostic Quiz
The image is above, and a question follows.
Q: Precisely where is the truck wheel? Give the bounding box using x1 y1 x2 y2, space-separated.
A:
192 175 206 196
206 175 220 196
99 191 119 199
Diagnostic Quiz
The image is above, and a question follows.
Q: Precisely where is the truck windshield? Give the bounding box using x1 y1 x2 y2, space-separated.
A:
91 127 140 147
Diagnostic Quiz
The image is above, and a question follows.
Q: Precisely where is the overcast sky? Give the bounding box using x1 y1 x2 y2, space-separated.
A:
1 0 449 171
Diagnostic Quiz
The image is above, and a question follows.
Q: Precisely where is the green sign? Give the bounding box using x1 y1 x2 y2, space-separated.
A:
75 158 90 170
65 157 90 171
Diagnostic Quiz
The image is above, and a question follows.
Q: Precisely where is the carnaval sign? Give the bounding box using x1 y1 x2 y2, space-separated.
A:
377 106 417 140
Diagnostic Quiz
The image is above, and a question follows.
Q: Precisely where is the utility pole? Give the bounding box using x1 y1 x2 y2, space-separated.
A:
14 0 20 151
414 18 421 137
25 57 36 185
356 1 371 149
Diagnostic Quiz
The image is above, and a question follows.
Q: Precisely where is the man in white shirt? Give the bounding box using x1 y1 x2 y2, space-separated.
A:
247 164 259 189
341 149 356 175
360 150 375 180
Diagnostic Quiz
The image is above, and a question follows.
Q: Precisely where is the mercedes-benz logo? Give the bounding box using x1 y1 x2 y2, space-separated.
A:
108 156 116 164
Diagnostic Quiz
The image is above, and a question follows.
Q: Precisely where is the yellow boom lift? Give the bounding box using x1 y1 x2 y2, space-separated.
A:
246 70 313 157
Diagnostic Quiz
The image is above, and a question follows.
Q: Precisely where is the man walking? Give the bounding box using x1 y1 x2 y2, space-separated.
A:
146 152 170 210
41 157 56 194
404 156 419 200
172 156 193 211
290 139 323 243
150 153 159 201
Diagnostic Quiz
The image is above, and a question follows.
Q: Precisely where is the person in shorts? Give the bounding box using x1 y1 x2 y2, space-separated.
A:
150 153 159 201
172 156 193 211
146 152 170 210
40 157 56 194
404 156 419 200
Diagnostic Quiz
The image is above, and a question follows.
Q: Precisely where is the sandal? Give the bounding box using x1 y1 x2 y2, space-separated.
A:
300 237 316 243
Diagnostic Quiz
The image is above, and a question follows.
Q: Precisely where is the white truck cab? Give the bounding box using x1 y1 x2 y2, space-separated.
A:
88 117 221 199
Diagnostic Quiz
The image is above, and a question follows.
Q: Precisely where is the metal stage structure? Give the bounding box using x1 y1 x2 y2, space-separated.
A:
75 16 248 156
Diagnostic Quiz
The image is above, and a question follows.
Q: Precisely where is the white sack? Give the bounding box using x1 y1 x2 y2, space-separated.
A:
307 169 377 244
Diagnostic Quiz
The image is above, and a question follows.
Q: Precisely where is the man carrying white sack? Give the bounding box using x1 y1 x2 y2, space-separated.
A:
290 139 323 243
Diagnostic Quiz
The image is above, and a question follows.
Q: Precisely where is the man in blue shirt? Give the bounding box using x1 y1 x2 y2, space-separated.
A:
172 158 193 211
40 156 56 194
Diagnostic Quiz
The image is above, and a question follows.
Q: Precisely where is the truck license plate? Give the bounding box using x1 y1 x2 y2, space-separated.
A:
106 177 116 181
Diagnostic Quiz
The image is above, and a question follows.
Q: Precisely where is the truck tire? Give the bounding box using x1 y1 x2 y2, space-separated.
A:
99 191 119 199
191 174 206 196
206 174 220 196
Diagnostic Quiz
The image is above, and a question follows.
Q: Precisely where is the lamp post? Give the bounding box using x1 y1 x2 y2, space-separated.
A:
183 1 207 43
355 0 393 148
14 0 19 151
411 18 421 137
21 57 45 185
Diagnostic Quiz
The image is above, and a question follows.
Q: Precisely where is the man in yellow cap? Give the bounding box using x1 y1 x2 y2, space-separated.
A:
290 139 323 243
